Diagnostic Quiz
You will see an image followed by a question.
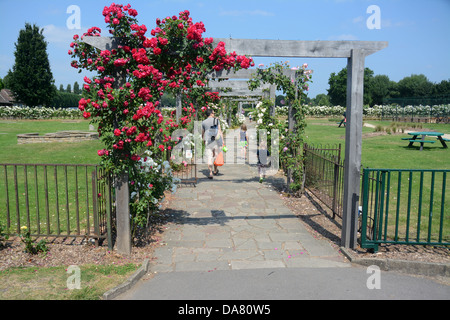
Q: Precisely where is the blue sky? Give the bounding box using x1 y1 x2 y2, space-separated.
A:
0 0 449 98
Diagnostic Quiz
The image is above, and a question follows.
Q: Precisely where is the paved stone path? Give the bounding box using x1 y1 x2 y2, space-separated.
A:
150 162 350 273
115 122 450 300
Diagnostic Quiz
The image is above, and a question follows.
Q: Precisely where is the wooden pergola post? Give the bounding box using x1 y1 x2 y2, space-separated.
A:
341 49 365 248
82 37 132 255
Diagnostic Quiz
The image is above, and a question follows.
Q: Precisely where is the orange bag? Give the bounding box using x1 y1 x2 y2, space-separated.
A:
214 151 224 166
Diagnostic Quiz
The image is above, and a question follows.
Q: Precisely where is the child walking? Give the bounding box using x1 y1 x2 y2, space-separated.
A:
239 124 249 160
257 140 271 183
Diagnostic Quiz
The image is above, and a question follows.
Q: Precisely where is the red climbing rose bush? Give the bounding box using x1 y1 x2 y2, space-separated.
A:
69 3 253 239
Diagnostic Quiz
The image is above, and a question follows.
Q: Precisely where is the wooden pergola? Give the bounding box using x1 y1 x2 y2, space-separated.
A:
83 36 388 251
209 38 388 249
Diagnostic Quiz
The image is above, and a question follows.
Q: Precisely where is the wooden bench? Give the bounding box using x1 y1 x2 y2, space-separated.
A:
408 139 435 151
441 137 450 142
408 140 435 143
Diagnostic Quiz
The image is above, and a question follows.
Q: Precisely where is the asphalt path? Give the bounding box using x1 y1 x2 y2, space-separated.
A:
117 265 449 300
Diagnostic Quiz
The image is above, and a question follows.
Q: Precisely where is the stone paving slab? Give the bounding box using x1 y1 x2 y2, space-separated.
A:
149 163 350 273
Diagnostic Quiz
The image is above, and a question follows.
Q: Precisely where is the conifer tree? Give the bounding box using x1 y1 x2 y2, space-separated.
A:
7 23 56 107
73 81 81 94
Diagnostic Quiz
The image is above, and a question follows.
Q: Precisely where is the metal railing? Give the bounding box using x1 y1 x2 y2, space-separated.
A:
303 143 344 218
360 168 450 252
0 163 112 245
172 162 197 185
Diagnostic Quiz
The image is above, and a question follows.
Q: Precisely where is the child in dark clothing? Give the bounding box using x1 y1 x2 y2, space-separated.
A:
257 140 271 183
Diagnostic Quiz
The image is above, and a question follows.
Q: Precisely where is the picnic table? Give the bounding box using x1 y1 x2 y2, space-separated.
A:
402 131 449 151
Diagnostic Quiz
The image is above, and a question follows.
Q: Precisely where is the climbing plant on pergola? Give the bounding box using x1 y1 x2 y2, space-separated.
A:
211 38 388 248
72 4 387 251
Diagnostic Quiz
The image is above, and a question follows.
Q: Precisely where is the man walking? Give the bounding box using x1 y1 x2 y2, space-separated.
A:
202 109 223 179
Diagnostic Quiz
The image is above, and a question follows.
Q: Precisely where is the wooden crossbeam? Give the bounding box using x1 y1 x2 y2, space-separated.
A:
213 38 388 58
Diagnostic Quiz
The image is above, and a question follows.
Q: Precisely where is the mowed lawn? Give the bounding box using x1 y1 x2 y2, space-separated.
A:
304 118 450 170
304 118 450 244
0 119 103 164
0 120 105 236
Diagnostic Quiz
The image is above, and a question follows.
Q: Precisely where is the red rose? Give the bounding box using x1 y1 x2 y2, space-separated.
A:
113 58 128 67
159 37 168 46
97 149 108 156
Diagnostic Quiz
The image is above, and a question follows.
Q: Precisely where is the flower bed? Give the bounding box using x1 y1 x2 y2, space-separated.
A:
0 106 81 119
302 104 450 119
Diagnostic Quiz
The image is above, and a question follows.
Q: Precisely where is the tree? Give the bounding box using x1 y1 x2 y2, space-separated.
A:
312 93 330 106
73 81 81 94
276 94 286 106
327 67 374 106
50 91 80 108
368 74 390 105
59 84 65 92
66 84 72 93
434 79 450 95
397 74 434 97
327 68 347 106
2 72 12 89
160 92 175 107
388 80 400 99
7 23 56 107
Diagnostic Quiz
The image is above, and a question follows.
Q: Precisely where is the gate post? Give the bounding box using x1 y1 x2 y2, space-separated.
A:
115 172 131 255
341 49 365 248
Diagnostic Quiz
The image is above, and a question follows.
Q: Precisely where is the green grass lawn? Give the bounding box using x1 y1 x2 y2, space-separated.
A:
304 118 450 170
0 120 106 236
0 120 136 300
0 119 103 164
0 263 139 300
304 118 450 244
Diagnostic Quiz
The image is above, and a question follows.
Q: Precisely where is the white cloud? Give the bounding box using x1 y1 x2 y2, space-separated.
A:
42 24 87 47
352 16 364 24
381 19 415 28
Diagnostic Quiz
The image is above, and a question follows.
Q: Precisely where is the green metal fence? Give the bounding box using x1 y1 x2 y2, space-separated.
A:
360 168 450 252
0 163 113 247
303 143 344 219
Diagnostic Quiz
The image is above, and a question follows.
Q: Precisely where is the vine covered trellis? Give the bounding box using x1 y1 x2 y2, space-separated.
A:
248 62 313 192
68 3 254 247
